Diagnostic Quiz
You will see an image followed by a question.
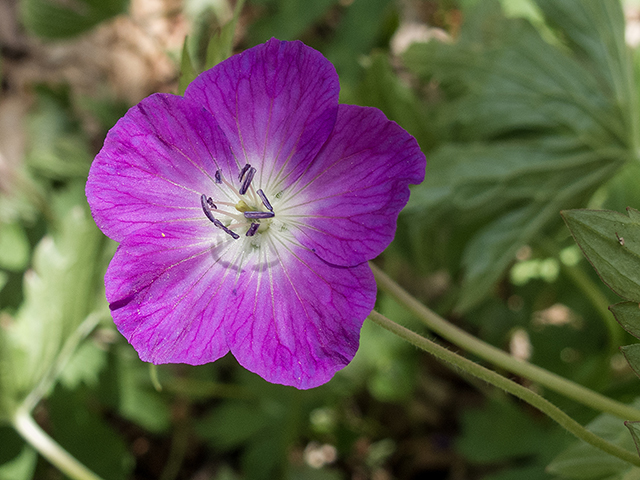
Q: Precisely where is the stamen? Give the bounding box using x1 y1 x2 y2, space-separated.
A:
246 223 260 237
200 194 217 223
238 163 252 182
201 193 240 239
239 167 256 195
244 211 275 219
213 219 240 240
206 197 217 210
257 189 273 212
214 169 222 184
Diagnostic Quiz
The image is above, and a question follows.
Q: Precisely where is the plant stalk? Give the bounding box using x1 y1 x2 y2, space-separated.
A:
13 407 105 480
368 310 640 467
371 262 640 421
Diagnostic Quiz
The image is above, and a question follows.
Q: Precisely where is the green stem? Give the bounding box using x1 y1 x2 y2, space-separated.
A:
370 262 640 421
14 312 107 480
368 310 640 467
12 407 105 480
159 398 190 480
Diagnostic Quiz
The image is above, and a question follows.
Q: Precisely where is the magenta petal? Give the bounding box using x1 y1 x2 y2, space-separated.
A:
86 93 237 242
280 105 426 266
223 245 376 389
185 38 339 188
106 222 233 364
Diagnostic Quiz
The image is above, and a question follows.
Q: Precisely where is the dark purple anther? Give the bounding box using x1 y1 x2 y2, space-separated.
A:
206 197 217 209
239 167 256 195
238 163 252 182
201 194 217 223
214 169 222 184
244 211 275 219
213 219 240 240
201 193 239 239
257 189 273 212
246 223 260 237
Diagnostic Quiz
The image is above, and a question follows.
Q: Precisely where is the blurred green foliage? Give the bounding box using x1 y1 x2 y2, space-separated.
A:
20 0 129 39
2 0 640 479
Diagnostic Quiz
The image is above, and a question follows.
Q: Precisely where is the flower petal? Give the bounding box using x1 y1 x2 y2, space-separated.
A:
223 241 376 389
279 105 426 266
185 38 339 192
86 93 238 242
106 221 235 364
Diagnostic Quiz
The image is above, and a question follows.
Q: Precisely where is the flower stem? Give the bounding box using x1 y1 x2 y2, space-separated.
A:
12 407 105 480
370 262 640 421
14 311 107 480
368 310 640 467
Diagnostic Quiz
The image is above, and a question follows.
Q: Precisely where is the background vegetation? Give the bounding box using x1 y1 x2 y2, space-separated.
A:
2 0 640 479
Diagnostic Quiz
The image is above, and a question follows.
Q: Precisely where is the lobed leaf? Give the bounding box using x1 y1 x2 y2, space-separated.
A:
561 208 640 302
402 0 636 310
621 344 640 380
626 421 640 459
610 301 640 340
0 202 105 418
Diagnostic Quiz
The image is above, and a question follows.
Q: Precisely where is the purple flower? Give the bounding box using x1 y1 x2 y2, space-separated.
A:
85 38 425 389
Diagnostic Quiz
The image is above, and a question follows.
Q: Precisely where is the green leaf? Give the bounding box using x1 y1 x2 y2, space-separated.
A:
322 0 393 86
0 427 26 467
58 341 107 390
47 386 134 480
288 466 344 480
196 375 314 480
204 0 246 70
0 223 29 272
352 51 434 150
178 36 198 96
561 208 640 301
0 202 104 417
402 0 635 310
341 294 418 402
610 301 640 339
115 345 170 433
547 399 640 479
534 0 635 119
26 86 93 180
20 0 128 39
621 344 640 379
625 421 640 458
0 272 8 295
457 398 566 464
196 402 271 451
248 0 338 43
0 446 36 480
